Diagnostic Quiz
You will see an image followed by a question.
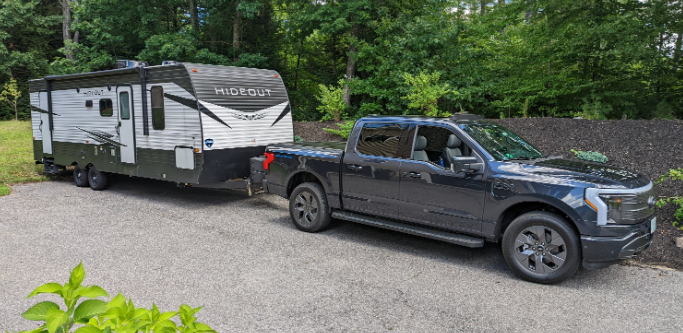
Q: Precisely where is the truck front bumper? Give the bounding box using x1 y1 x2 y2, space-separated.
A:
580 218 654 270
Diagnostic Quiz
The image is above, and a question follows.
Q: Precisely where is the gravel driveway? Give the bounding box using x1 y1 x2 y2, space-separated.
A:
1 178 682 332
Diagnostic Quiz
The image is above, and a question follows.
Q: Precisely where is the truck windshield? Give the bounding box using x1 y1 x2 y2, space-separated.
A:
459 122 543 161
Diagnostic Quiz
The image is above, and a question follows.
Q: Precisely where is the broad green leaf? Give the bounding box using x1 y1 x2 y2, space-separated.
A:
76 285 109 299
132 308 149 320
69 262 86 288
153 320 177 330
74 299 108 323
45 308 68 333
194 322 215 333
157 311 177 322
153 327 176 333
107 293 126 309
27 283 64 298
100 306 125 319
73 326 102 333
22 301 60 321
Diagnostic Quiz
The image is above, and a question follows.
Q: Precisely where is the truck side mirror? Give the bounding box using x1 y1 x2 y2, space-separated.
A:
451 156 483 173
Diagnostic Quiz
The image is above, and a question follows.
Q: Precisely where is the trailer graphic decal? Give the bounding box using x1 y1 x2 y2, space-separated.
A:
76 127 124 147
162 92 232 129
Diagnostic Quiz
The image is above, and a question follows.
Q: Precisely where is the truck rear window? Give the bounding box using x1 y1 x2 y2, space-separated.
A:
356 123 403 158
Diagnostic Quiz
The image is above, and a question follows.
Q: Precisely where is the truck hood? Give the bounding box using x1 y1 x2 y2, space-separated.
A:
517 158 650 189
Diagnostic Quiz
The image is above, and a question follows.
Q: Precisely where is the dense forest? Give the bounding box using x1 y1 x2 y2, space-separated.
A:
1 0 683 121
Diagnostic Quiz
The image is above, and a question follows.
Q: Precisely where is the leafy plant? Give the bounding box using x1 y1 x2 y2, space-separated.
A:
401 71 452 117
570 149 608 163
1 78 22 121
316 79 346 122
16 263 215 333
323 120 354 139
655 168 683 228
293 135 304 142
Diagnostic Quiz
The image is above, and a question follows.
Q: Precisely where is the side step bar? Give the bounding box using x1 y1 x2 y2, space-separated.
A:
331 211 485 248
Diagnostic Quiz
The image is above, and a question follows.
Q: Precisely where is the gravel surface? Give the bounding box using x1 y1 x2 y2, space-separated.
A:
1 179 683 332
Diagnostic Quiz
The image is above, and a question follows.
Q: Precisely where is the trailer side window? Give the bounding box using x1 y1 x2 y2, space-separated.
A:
151 86 165 130
119 92 130 120
99 99 113 117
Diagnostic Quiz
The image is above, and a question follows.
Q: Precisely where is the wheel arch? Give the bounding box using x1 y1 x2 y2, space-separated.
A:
495 199 581 241
285 170 329 199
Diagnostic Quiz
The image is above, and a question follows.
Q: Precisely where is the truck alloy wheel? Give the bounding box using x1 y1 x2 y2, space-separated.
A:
289 182 331 232
502 212 580 284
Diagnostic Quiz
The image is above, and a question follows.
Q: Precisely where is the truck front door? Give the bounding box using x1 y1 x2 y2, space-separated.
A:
398 124 486 235
341 122 405 219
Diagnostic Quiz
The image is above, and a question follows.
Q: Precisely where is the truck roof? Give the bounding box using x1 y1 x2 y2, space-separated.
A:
359 113 487 125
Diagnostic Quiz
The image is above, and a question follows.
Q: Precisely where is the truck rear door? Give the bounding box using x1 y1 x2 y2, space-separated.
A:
341 122 406 219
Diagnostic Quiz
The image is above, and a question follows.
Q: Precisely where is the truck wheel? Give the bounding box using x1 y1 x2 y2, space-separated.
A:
73 165 89 187
88 166 108 191
289 182 331 232
502 212 581 284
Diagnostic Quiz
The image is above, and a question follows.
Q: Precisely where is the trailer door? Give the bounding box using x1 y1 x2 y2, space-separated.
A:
39 91 52 155
117 86 136 164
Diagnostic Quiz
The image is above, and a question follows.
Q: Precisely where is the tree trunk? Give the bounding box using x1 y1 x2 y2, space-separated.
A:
233 1 241 62
294 38 304 91
210 23 216 52
498 0 503 5
14 102 18 121
342 23 361 106
189 0 199 31
674 31 683 70
61 0 74 60
480 0 485 15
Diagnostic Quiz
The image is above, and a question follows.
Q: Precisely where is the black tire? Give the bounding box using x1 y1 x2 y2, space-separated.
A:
289 182 332 232
87 166 108 191
502 212 581 284
73 164 89 187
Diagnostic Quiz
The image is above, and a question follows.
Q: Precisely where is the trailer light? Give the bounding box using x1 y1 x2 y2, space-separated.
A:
86 140 89 143
274 74 279 78
263 152 275 170
192 69 198 72
32 137 35 140
194 148 199 153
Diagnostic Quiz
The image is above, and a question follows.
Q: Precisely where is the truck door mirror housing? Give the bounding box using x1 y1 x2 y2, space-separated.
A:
451 156 483 173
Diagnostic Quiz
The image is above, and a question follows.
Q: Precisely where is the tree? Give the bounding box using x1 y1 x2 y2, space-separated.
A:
1 78 22 121
402 71 452 117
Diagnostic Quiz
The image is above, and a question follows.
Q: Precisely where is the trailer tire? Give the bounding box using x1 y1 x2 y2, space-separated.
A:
88 166 108 191
289 182 331 232
73 165 89 187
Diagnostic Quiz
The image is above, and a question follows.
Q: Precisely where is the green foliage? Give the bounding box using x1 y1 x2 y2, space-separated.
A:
316 79 346 121
402 71 452 117
0 78 22 120
0 121 46 192
570 149 608 163
293 135 304 142
655 168 683 228
16 263 215 333
323 120 355 139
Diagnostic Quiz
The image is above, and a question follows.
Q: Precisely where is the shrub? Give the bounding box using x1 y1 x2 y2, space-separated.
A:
316 80 346 122
655 168 683 228
15 263 215 333
323 120 355 139
401 71 452 117
570 149 608 163
294 135 304 142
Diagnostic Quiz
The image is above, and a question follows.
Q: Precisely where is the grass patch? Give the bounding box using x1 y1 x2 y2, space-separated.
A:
0 120 47 196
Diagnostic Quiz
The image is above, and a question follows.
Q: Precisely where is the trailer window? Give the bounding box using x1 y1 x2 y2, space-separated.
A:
99 99 113 117
119 92 130 120
151 86 165 130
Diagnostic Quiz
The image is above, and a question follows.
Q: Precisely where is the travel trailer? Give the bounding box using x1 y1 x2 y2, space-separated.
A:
28 62 293 190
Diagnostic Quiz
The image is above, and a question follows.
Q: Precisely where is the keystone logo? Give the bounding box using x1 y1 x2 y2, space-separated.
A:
205 138 214 148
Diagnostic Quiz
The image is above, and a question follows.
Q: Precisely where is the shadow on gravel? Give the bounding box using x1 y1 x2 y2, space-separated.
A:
86 175 633 287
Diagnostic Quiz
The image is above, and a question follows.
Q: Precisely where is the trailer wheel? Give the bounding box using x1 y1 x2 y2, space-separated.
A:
73 165 89 187
88 166 108 191
289 182 331 232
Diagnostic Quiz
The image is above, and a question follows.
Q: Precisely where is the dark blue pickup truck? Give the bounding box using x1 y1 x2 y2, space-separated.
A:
253 114 656 284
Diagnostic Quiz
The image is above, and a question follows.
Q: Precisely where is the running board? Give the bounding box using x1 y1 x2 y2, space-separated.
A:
331 211 485 248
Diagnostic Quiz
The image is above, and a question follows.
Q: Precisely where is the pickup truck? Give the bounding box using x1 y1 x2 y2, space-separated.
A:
254 114 656 284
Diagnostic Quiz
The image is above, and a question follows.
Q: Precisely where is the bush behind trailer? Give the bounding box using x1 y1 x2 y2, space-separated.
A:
29 63 293 189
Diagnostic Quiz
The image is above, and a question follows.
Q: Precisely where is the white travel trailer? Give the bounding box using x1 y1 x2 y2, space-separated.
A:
29 63 293 190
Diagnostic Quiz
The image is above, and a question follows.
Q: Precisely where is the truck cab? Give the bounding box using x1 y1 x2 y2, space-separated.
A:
259 115 656 284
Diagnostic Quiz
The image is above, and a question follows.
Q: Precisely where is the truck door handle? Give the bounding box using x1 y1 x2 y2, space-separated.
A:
403 171 421 178
348 164 362 171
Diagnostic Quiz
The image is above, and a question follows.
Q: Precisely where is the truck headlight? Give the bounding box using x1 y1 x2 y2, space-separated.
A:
585 184 654 226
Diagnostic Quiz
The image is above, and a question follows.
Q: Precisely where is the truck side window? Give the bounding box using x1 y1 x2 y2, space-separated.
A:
99 99 113 117
356 123 402 158
151 86 165 130
413 125 468 168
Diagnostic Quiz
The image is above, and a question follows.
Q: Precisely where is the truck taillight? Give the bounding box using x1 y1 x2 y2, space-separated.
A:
263 152 275 170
